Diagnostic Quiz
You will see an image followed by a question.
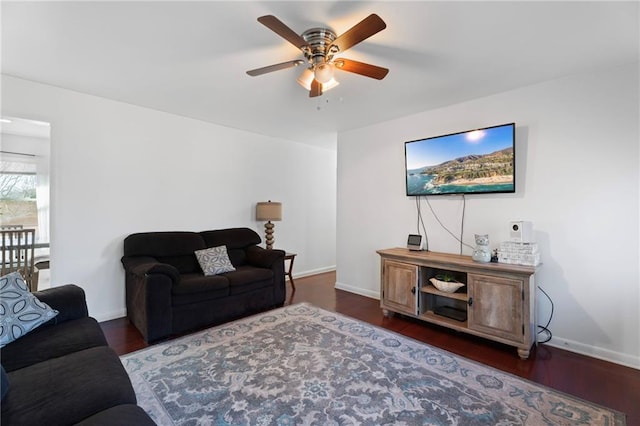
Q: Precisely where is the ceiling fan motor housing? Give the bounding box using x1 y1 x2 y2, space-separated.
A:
301 28 339 67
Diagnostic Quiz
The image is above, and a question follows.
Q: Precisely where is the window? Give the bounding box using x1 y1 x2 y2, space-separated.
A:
0 160 38 230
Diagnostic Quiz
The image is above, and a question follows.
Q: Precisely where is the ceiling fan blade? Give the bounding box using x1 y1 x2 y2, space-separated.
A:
246 60 304 77
335 58 389 80
257 15 308 50
310 79 322 97
331 14 386 53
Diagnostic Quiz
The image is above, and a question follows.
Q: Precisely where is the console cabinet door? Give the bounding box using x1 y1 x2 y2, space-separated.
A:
467 273 524 343
381 260 418 316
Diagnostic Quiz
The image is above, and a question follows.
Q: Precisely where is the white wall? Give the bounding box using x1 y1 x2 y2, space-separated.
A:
1 75 337 321
1 132 50 157
336 63 639 368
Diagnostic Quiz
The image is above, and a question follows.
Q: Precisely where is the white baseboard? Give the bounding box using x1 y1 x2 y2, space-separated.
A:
544 336 640 370
95 309 127 323
94 273 640 370
334 281 379 300
332 283 640 370
292 266 336 279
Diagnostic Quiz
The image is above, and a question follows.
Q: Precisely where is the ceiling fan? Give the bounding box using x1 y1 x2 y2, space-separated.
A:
246 14 389 97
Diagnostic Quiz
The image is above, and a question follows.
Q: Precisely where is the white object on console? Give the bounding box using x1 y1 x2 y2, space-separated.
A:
509 221 533 243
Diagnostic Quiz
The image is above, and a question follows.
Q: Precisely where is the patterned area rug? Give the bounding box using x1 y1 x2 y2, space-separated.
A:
121 303 625 425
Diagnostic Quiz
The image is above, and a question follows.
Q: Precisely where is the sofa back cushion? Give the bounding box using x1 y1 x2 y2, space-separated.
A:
199 228 261 266
123 232 206 273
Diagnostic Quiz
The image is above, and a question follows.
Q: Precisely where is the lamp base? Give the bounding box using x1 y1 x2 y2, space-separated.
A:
264 221 275 250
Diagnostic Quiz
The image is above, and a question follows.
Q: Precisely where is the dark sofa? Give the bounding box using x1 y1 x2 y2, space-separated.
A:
0 284 155 426
121 227 286 343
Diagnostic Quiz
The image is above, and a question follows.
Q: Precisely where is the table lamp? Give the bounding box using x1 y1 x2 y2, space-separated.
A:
256 201 282 249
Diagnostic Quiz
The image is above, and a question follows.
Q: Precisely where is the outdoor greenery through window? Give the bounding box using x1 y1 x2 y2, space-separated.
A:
0 162 39 232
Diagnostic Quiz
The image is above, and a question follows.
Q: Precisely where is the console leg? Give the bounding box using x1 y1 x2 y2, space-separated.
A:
517 348 530 360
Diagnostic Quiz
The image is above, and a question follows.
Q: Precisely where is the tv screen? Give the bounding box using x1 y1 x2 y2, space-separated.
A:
405 123 515 196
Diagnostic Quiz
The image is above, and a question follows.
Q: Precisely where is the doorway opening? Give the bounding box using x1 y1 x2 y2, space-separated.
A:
1 116 51 288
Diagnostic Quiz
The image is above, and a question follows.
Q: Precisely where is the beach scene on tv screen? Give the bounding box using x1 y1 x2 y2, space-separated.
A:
406 124 514 195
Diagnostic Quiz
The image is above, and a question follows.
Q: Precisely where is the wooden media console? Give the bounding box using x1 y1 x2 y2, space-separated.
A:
377 248 538 359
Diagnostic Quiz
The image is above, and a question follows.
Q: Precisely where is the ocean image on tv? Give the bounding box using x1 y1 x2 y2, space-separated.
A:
406 124 514 196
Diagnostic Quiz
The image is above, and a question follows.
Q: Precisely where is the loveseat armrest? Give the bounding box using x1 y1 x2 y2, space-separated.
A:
246 246 286 306
33 284 88 324
246 246 285 268
122 255 180 283
121 256 176 343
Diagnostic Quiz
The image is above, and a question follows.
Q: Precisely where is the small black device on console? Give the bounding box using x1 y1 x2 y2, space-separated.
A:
407 234 422 251
434 306 467 322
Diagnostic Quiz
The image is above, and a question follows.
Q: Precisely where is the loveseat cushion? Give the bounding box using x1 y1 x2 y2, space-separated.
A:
75 404 156 426
0 364 8 401
225 266 274 295
0 317 107 372
1 346 136 426
124 232 206 273
172 273 229 306
200 228 261 266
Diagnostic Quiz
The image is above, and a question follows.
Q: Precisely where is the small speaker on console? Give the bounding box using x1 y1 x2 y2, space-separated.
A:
509 221 533 243
407 234 423 251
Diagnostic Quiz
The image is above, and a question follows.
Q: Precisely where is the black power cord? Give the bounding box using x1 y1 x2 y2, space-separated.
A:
460 195 466 255
415 196 429 251
423 195 474 252
537 285 554 344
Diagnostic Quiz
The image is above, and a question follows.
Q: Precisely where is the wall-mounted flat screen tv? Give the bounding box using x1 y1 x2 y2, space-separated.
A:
405 123 515 196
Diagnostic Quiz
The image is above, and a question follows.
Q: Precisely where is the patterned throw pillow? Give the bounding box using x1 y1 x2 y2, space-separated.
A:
0 271 59 347
195 246 236 276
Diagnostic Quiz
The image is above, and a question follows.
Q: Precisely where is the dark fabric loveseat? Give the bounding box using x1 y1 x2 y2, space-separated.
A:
121 227 286 343
0 284 155 426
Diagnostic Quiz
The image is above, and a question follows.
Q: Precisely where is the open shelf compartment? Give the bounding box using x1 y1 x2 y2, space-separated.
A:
419 266 469 322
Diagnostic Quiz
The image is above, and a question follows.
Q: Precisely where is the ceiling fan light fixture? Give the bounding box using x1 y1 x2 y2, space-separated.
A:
248 14 388 97
314 62 335 84
322 77 340 91
297 68 315 90
297 68 339 92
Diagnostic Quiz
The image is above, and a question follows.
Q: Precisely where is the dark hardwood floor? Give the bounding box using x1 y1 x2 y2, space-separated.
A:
101 271 640 424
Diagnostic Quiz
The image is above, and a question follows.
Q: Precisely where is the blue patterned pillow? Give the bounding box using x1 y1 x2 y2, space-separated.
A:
195 246 236 276
0 271 59 347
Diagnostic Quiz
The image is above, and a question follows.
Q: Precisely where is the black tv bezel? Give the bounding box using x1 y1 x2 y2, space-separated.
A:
404 122 516 197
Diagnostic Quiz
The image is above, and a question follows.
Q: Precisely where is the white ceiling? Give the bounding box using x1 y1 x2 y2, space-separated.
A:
2 1 638 149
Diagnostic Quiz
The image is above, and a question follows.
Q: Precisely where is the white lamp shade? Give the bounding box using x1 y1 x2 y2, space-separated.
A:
314 62 335 83
297 68 314 89
321 77 339 91
256 201 282 221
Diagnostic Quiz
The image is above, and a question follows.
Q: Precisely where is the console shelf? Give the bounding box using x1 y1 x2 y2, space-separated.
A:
420 285 468 301
377 248 538 359
420 311 469 329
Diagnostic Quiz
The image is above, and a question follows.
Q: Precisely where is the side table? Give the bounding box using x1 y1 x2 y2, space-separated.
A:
284 252 296 290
